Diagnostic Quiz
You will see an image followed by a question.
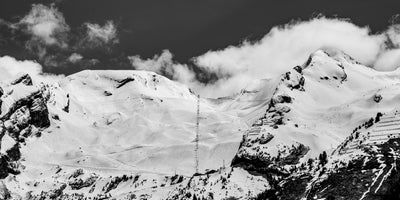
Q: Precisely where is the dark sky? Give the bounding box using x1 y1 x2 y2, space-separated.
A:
1 0 400 75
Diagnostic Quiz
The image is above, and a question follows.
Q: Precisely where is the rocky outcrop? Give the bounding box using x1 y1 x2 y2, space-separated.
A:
0 155 19 179
62 94 70 113
68 173 99 190
102 175 132 193
305 138 400 200
0 181 10 200
116 77 135 88
278 143 309 165
47 184 67 199
11 73 33 86
0 76 51 179
30 95 50 128
230 66 309 181
374 94 383 103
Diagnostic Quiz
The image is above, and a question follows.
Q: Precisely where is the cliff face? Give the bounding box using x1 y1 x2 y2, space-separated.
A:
0 74 50 179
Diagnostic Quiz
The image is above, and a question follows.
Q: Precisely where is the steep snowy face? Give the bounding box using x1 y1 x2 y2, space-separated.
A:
232 48 400 173
218 48 366 127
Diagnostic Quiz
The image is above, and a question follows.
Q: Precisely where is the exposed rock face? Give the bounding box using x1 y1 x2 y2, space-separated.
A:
0 181 10 200
62 94 70 113
0 152 20 179
0 75 51 179
283 68 305 91
301 138 400 200
68 170 99 190
116 77 135 88
11 74 33 86
277 143 310 166
47 183 67 199
5 143 20 162
226 66 312 192
232 66 308 167
102 175 132 193
0 155 14 179
103 90 113 96
374 94 383 103
69 176 98 190
30 95 50 128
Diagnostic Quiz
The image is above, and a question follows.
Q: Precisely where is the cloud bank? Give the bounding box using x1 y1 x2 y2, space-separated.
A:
0 56 63 84
129 18 400 97
0 56 42 80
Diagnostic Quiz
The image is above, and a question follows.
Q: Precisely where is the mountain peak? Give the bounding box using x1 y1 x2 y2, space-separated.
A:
304 47 360 69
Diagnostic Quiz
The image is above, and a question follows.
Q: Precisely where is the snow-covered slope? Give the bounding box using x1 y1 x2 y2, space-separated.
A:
2 48 400 199
0 69 251 199
23 69 246 175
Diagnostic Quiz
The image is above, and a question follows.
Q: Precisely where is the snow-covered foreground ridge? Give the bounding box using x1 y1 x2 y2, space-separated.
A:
1 48 400 199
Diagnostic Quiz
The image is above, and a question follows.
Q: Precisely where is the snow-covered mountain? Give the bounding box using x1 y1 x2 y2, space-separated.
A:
1 48 400 199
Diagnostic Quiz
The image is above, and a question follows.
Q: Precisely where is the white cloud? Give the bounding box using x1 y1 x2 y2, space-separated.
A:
19 4 69 46
129 50 174 73
0 56 64 84
68 53 83 63
196 18 383 82
0 56 43 80
128 50 195 84
374 49 400 71
85 20 118 45
386 24 400 48
128 18 400 98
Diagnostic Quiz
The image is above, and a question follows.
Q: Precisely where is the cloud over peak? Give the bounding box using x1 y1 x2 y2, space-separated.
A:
128 50 195 84
195 18 383 80
128 17 400 98
0 55 63 84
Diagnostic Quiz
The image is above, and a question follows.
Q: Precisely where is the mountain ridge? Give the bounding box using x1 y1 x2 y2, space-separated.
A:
1 49 400 199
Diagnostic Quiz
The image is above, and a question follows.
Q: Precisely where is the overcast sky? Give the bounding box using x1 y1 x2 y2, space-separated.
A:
1 0 400 97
